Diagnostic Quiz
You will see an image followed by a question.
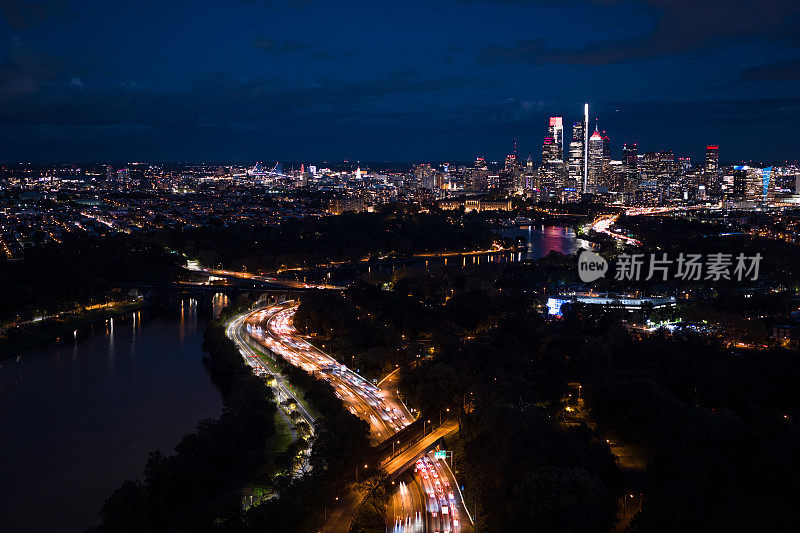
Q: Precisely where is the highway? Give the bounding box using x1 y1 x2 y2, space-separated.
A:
389 451 473 533
589 214 642 246
186 261 345 290
244 301 412 443
230 301 469 532
225 310 315 479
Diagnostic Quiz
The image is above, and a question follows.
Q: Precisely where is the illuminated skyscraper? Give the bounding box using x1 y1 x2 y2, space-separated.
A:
583 103 589 192
705 145 720 195
568 120 585 189
622 142 638 192
504 153 517 171
587 126 603 192
540 117 566 195
547 117 564 160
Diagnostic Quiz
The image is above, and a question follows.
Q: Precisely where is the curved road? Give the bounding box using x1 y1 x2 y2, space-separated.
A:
230 301 470 532
244 301 412 443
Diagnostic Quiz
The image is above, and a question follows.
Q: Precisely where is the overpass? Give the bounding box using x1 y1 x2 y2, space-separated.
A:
184 265 345 291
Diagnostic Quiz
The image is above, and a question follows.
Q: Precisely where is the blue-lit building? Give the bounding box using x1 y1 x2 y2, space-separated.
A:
547 294 677 317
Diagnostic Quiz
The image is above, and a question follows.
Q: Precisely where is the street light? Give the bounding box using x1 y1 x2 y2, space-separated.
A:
356 463 368 483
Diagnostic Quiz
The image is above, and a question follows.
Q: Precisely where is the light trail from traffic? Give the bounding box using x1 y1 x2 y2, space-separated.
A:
232 301 470 531
186 261 345 290
226 311 315 478
389 452 473 532
244 302 412 443
589 214 642 246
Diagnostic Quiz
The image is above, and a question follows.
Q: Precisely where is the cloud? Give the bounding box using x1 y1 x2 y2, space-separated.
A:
740 57 800 82
0 37 63 95
477 0 800 65
0 69 478 129
0 0 71 30
252 36 339 59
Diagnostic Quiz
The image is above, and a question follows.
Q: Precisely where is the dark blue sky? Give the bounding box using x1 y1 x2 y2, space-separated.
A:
1 0 799 163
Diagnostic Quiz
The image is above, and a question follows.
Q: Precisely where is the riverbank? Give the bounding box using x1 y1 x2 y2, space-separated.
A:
0 299 147 361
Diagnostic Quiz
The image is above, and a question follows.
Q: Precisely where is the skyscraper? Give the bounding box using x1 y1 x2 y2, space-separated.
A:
622 142 638 192
540 117 566 196
705 145 720 195
587 126 603 192
583 103 589 192
568 120 585 189
547 117 564 160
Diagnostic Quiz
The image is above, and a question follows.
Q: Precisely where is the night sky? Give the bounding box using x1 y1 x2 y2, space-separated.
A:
1 0 799 163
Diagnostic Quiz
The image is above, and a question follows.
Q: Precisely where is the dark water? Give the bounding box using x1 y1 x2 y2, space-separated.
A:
0 299 224 532
500 225 595 260
307 225 592 284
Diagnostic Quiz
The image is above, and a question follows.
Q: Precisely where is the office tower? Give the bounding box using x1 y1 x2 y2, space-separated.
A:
541 117 564 165
568 120 585 190
760 167 775 202
540 117 566 197
622 143 638 192
600 130 612 190
587 127 603 192
415 163 435 189
540 138 562 195
470 157 489 191
705 145 719 173
583 103 589 192
705 145 720 195
732 166 747 198
504 153 517 171
547 117 564 160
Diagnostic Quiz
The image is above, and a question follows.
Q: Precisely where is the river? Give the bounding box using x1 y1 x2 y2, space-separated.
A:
499 225 595 260
0 299 225 532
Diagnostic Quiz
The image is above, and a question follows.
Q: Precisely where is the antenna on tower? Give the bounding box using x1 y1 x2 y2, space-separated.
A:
514 136 518 156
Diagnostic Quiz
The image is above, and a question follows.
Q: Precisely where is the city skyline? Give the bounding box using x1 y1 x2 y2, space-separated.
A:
3 2 800 532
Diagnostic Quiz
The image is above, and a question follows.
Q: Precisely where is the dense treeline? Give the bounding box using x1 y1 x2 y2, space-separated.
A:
294 253 576 380
95 323 278 531
0 233 179 323
603 215 800 291
401 313 622 532
153 205 495 272
297 264 624 531
297 250 800 532
560 308 800 532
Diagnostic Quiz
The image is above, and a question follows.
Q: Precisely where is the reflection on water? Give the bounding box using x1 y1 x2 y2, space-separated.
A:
212 293 229 319
0 301 223 533
500 225 595 260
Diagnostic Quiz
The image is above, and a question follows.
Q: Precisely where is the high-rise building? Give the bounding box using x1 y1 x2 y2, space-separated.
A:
622 143 638 192
583 103 589 192
469 157 489 191
587 127 604 192
504 153 517 172
540 117 566 196
732 166 747 198
546 117 564 161
415 163 435 189
568 120 585 190
599 130 612 190
705 145 720 195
